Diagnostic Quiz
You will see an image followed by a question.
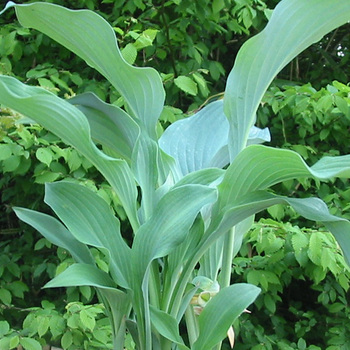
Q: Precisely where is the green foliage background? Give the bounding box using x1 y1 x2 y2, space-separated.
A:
0 0 350 349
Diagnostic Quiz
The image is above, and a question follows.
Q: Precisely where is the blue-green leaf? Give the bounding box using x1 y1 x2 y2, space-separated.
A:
69 93 140 162
225 0 350 158
159 100 269 177
211 191 350 266
150 306 190 350
192 283 260 350
0 76 139 231
44 181 131 288
7 2 164 136
217 145 350 211
13 207 94 265
45 263 118 290
132 184 217 273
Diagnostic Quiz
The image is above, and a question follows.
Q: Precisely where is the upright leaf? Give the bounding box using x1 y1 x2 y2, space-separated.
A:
192 283 260 350
132 184 218 274
4 2 165 137
224 0 350 158
45 182 131 288
132 134 160 222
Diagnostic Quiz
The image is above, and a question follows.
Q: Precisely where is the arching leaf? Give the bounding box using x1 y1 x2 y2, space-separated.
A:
225 0 350 158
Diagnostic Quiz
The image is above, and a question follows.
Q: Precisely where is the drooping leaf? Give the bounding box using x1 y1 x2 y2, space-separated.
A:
224 0 350 158
192 283 260 350
69 92 140 162
4 1 164 137
208 191 350 266
45 263 119 290
216 145 350 211
44 181 131 288
0 76 139 231
13 207 94 265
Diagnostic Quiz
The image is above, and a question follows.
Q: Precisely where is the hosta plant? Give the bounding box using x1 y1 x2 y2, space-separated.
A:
1 1 350 349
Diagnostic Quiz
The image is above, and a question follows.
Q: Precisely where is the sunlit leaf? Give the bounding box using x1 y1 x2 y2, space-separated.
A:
5 1 164 137
225 0 350 158
192 283 260 350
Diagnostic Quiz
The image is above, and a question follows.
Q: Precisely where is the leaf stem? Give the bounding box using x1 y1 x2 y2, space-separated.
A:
219 227 235 288
185 304 199 347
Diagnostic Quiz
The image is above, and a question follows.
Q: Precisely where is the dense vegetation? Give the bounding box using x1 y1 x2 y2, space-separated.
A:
0 1 350 349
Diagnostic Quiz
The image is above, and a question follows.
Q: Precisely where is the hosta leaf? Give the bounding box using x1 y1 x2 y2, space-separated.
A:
132 134 159 222
208 191 350 266
159 100 269 177
4 2 164 137
44 181 131 288
173 168 225 188
224 0 350 158
217 145 350 211
69 92 140 162
45 264 118 290
192 283 260 350
13 207 94 265
133 184 218 273
0 76 139 231
149 306 190 350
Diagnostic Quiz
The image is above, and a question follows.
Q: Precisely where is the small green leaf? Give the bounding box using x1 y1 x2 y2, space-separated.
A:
50 75 70 91
0 338 10 350
308 232 323 265
0 321 10 337
291 230 309 253
37 316 50 337
67 149 82 172
9 335 19 349
61 330 73 349
121 43 137 65
297 338 307 350
2 155 20 172
328 302 345 313
49 315 65 338
34 171 60 184
19 337 42 350
0 288 12 305
212 0 225 13
334 95 349 116
36 147 53 167
0 144 12 160
174 76 198 96
80 309 96 331
264 293 276 314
